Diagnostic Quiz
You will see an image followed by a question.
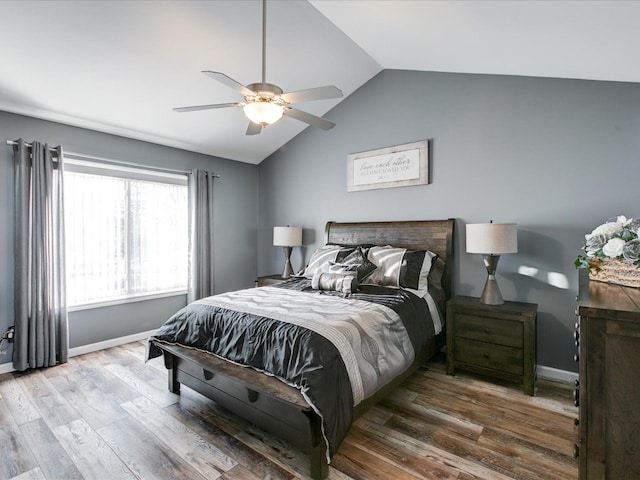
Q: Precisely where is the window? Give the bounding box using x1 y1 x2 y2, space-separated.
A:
64 159 188 307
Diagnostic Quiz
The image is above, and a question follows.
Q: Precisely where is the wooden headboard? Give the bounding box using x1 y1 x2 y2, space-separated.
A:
325 219 455 299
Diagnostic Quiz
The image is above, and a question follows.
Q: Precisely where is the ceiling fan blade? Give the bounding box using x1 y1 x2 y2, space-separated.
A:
284 107 335 130
246 121 262 136
280 85 343 104
173 102 240 113
202 71 255 97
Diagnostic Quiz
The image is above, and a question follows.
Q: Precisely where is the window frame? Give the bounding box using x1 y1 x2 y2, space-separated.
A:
64 157 188 310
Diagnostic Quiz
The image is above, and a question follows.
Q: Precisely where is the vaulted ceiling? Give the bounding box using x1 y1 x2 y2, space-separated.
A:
1 1 638 164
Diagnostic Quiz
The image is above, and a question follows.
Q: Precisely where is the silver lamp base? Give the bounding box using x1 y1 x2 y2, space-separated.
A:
281 246 294 279
480 254 504 305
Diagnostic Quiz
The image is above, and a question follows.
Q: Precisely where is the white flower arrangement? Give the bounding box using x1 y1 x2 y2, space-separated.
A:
575 215 640 272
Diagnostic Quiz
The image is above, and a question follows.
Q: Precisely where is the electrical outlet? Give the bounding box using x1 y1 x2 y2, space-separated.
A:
2 325 15 343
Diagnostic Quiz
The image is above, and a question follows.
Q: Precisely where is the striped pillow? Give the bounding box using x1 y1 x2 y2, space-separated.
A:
302 245 355 279
363 246 437 290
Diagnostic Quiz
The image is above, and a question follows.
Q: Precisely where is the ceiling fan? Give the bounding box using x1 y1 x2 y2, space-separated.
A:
173 0 343 136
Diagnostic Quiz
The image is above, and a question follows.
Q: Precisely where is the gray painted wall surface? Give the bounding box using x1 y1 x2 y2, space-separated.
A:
0 111 258 367
258 70 640 372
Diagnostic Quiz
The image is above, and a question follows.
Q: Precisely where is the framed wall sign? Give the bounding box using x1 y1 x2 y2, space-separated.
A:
347 140 429 192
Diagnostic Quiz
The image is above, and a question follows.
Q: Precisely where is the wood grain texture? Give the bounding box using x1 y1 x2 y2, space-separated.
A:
0 342 577 480
0 422 38 479
0 376 41 426
577 270 640 479
53 418 137 480
97 416 210 480
15 370 81 428
19 418 83 480
9 468 46 480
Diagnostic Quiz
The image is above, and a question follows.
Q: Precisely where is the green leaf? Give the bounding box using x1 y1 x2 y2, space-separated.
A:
575 255 590 270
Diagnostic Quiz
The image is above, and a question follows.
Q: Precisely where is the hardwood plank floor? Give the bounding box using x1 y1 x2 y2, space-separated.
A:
0 342 578 480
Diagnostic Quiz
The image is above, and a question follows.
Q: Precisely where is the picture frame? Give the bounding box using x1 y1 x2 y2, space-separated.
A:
347 140 429 192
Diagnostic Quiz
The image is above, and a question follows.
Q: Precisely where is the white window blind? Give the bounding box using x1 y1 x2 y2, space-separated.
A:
64 160 188 307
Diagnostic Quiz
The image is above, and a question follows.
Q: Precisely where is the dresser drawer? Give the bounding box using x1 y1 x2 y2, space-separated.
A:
454 337 524 376
455 313 523 348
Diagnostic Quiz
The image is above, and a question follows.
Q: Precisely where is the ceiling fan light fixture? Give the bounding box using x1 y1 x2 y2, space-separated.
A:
243 100 284 126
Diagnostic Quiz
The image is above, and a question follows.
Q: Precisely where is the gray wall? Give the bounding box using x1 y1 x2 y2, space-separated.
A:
0 111 258 366
258 70 640 373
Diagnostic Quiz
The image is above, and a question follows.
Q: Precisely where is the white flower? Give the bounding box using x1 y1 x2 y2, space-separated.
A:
602 237 626 258
592 222 623 236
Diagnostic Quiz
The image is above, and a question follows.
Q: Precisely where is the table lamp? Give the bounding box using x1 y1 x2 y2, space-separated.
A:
466 221 518 305
273 226 303 279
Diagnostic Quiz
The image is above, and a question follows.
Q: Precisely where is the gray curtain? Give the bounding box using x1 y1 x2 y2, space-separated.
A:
187 170 215 303
13 139 68 371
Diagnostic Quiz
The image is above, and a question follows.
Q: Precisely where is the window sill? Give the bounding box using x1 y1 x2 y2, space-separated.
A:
68 289 187 312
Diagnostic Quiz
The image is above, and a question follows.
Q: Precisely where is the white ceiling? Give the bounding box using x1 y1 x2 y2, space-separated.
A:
1 1 638 165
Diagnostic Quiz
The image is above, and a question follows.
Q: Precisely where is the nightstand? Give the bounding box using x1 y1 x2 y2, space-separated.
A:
446 295 537 395
255 274 286 287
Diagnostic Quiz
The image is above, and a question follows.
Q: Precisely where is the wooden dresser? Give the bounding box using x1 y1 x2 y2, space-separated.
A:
576 270 640 479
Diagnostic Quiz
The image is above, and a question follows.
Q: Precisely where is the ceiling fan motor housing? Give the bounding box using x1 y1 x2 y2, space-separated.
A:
246 82 284 101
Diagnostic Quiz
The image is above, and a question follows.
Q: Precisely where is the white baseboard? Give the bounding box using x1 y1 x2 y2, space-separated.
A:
0 329 157 376
537 365 579 384
68 329 157 357
0 362 14 375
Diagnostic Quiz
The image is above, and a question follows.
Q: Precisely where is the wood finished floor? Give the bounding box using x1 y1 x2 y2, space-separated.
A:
0 341 578 480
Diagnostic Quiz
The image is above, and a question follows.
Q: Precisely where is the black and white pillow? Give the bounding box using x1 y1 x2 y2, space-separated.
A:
328 247 377 283
363 246 437 290
302 245 355 279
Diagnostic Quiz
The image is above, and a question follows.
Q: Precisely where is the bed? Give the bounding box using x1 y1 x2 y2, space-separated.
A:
146 219 455 479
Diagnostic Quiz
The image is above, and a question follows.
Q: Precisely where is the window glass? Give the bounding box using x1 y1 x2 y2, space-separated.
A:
65 167 188 307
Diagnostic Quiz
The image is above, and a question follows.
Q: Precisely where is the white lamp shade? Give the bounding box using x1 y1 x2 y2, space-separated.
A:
273 226 302 247
466 223 518 254
244 101 284 126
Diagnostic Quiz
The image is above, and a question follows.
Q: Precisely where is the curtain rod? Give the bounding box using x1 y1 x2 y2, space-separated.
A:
5 139 220 178
6 139 60 154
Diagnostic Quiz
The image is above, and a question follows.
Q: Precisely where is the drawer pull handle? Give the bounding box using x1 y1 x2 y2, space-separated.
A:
247 389 259 403
574 418 579 427
202 369 214 381
573 444 579 458
573 354 579 363
483 328 490 334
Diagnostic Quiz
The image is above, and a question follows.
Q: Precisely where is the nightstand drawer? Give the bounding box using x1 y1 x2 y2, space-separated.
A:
454 338 524 376
455 314 523 348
